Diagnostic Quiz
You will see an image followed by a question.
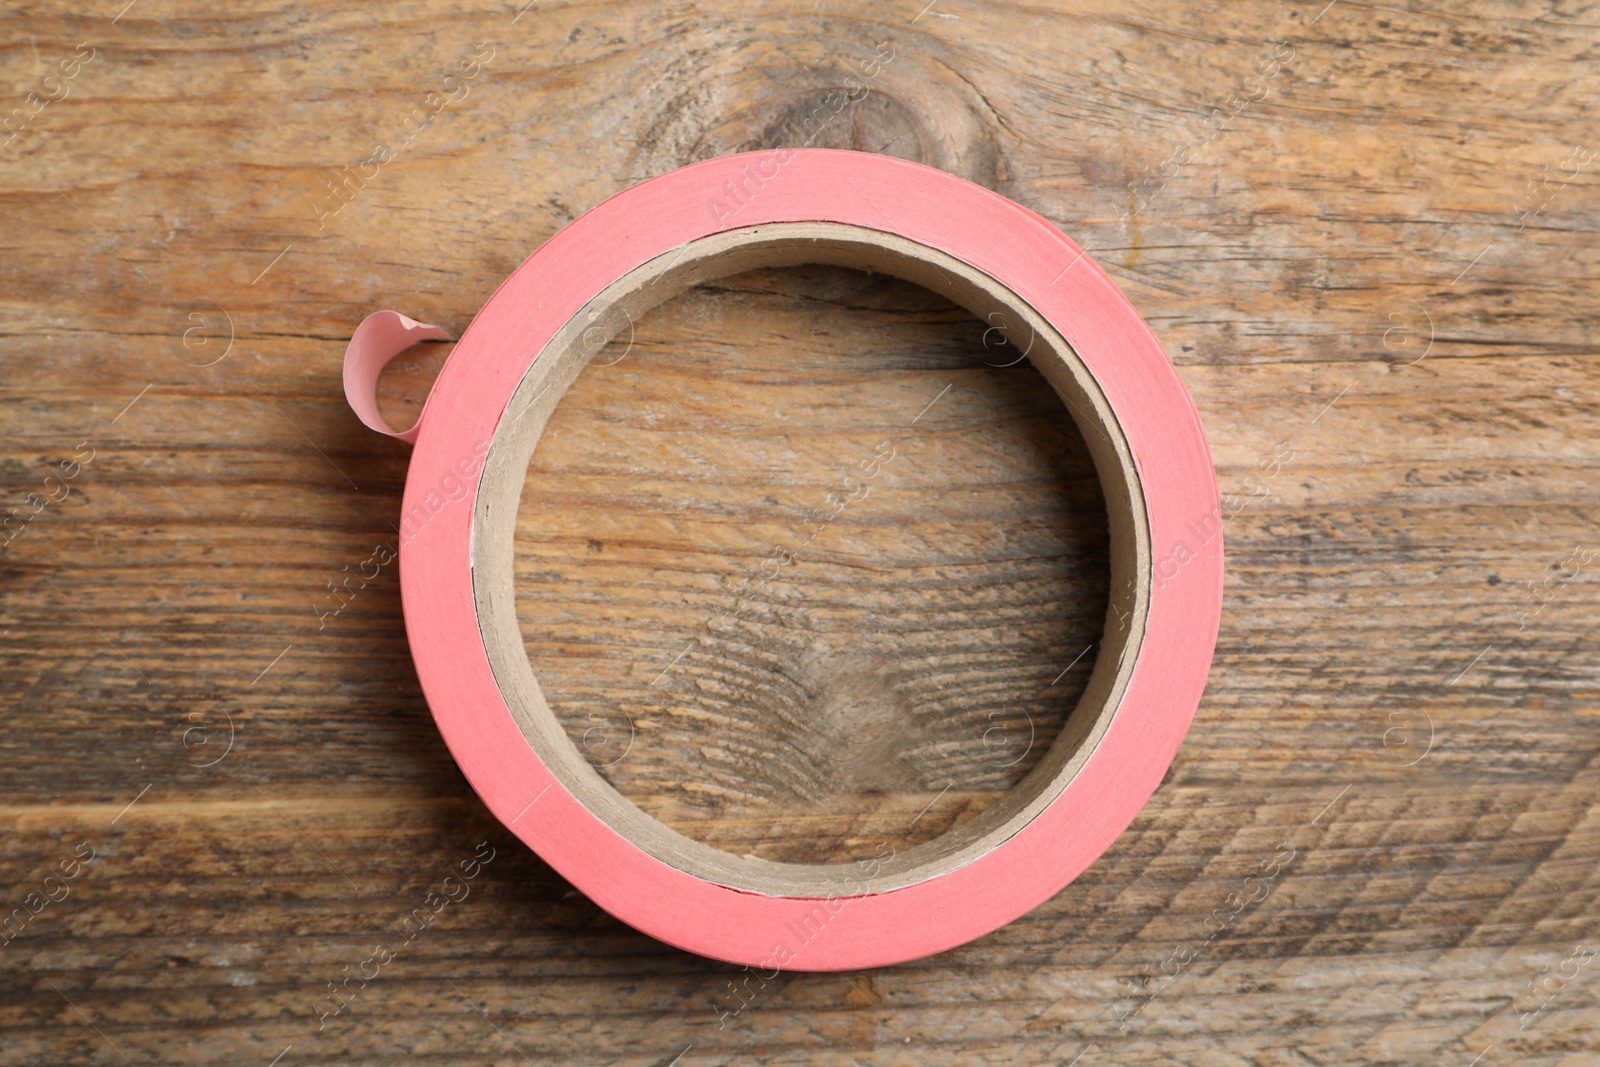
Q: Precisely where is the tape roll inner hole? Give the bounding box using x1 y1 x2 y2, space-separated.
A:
474 221 1151 897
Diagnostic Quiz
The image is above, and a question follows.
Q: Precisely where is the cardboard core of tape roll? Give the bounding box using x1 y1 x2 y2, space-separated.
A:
471 221 1150 897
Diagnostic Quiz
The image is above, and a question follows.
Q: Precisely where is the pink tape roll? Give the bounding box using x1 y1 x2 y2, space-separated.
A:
344 149 1222 970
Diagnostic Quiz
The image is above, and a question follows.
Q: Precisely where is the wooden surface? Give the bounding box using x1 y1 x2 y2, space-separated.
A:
3 1 1598 1064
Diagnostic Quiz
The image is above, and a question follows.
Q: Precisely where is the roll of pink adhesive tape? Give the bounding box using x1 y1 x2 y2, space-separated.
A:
343 149 1222 970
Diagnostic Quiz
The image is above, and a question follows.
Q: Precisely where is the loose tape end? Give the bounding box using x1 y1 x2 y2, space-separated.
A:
343 310 454 445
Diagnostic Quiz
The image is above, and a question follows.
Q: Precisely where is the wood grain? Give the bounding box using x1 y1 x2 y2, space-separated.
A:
3 1 1599 1064
512 262 1110 867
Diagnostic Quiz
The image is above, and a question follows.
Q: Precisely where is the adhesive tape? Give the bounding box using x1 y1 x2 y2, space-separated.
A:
343 149 1223 970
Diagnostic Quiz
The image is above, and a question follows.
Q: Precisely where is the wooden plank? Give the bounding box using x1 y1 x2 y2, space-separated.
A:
2 1 1597 1064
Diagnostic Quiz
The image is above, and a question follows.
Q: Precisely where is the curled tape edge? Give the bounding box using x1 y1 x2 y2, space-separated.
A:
343 310 454 445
